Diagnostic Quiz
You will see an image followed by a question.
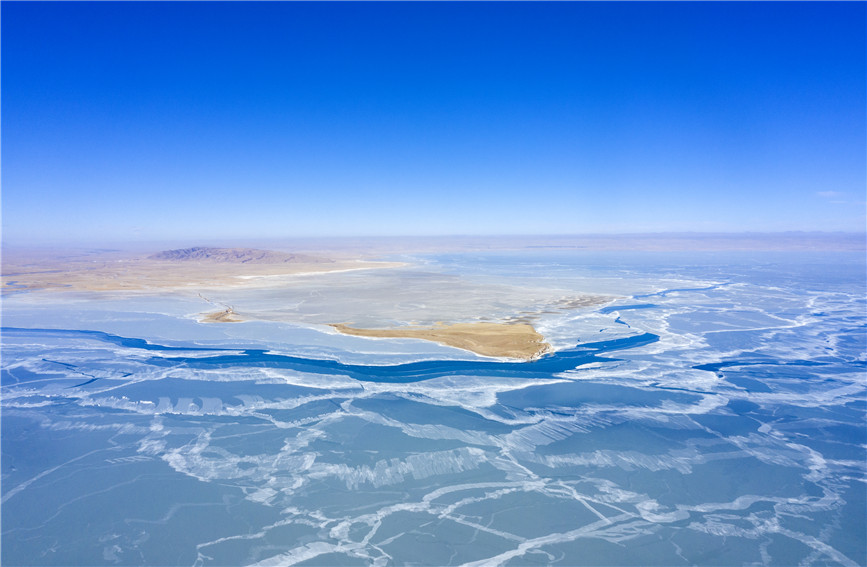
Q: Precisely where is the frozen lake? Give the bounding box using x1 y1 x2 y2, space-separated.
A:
2 250 865 566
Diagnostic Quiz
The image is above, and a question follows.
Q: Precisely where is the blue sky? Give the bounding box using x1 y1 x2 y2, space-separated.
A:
2 2 865 244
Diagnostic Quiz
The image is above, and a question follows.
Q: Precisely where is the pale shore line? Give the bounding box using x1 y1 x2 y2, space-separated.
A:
234 263 407 280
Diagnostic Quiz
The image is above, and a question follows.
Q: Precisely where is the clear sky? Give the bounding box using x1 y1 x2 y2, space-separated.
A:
2 1 865 244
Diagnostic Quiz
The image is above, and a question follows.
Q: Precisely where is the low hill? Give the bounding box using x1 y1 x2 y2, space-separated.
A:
149 247 332 264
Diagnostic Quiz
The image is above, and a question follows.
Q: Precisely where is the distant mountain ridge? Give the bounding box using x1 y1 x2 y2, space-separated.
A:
149 247 332 264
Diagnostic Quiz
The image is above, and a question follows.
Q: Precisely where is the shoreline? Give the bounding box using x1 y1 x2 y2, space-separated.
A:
1 260 406 295
233 263 407 281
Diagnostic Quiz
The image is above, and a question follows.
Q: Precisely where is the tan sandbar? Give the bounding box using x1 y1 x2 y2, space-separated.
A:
200 308 245 323
330 322 552 360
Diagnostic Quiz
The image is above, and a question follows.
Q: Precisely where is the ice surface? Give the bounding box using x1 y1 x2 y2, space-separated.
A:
2 250 865 566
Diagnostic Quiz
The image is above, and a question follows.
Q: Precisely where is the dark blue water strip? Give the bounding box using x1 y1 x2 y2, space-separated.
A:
2 327 659 384
598 303 657 314
633 285 722 299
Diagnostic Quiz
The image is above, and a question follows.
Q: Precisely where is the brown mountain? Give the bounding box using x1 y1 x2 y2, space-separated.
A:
148 247 332 264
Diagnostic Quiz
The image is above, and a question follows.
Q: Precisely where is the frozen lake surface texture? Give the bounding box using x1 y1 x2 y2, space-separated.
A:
2 250 865 566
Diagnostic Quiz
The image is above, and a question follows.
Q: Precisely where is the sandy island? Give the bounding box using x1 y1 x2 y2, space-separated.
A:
330 322 553 361
3 246 608 361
